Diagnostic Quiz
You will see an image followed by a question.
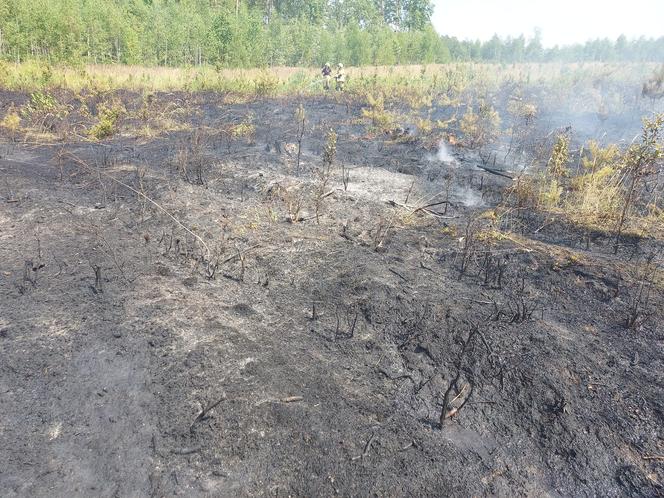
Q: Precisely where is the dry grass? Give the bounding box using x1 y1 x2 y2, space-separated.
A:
0 61 658 95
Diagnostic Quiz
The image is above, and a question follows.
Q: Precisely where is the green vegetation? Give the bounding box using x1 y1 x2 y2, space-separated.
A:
1 61 659 108
0 106 20 132
547 133 570 178
0 1 662 68
505 116 664 242
459 100 501 150
361 93 397 133
89 102 126 140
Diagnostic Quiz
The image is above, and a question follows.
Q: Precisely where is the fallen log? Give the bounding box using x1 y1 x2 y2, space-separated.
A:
475 165 514 179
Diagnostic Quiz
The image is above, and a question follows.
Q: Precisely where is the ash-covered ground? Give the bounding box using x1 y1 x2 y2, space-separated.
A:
1 91 662 497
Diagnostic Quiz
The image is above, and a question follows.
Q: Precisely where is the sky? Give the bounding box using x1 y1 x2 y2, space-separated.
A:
431 0 664 47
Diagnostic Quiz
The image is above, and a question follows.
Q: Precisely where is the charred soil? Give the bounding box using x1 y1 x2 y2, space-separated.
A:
0 91 663 497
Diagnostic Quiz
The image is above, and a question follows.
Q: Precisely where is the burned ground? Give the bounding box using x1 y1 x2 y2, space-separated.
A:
0 91 663 497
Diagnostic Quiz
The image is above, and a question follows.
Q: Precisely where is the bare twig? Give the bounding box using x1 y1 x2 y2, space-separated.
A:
172 447 201 455
351 432 376 461
191 394 227 430
389 268 407 281
280 396 304 403
64 152 211 259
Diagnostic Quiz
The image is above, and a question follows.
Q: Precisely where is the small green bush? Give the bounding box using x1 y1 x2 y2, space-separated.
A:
89 103 126 140
254 71 279 96
24 91 59 115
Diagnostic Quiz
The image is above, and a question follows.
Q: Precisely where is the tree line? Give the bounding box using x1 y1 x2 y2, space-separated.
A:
0 0 662 67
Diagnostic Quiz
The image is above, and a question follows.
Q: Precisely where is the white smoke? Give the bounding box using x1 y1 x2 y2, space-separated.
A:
436 140 455 163
456 187 484 208
426 139 456 165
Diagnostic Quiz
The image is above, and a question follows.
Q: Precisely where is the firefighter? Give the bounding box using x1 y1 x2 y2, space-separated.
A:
322 62 332 90
335 63 346 91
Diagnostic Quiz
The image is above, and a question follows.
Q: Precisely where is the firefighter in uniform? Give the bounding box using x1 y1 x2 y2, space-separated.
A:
335 63 346 91
322 62 332 90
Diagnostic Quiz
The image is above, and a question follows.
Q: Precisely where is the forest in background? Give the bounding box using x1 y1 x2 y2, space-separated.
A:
0 0 663 67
